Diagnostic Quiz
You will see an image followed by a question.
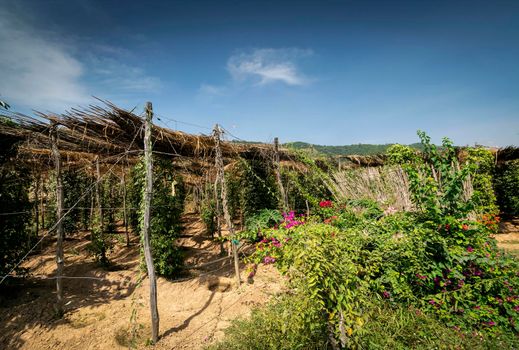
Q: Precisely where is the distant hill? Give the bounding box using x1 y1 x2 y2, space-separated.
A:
284 142 425 156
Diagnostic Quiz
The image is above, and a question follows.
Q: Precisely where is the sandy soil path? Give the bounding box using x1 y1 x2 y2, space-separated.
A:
0 214 282 350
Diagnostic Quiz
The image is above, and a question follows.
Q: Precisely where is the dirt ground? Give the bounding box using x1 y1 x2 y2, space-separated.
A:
0 214 284 350
2 216 518 350
494 217 519 258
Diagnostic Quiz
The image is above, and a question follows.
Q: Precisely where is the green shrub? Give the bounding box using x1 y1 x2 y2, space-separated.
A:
200 198 217 236
209 297 519 350
236 132 519 347
0 163 33 277
129 157 185 277
494 160 519 216
466 147 498 215
283 151 333 211
207 295 328 350
44 169 95 233
386 144 420 165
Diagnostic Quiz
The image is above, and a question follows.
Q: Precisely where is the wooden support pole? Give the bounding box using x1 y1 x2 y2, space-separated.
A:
50 122 64 316
40 178 45 230
273 137 288 213
122 172 129 247
213 124 241 287
143 102 159 344
213 176 225 254
95 156 104 229
94 156 107 264
34 173 40 248
89 185 94 231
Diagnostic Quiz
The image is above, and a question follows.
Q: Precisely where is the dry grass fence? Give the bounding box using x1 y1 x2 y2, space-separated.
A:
329 165 474 213
330 166 413 211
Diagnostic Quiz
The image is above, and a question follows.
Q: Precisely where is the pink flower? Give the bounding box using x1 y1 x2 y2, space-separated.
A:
462 224 469 231
382 291 391 299
271 239 282 248
467 246 474 253
263 256 276 264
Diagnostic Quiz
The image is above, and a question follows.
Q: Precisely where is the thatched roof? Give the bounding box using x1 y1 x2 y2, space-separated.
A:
0 100 288 168
495 146 519 163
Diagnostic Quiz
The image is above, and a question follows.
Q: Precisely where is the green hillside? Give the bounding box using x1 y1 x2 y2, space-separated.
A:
284 142 424 156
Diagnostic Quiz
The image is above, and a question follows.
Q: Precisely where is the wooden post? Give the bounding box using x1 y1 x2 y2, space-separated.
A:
273 137 288 213
122 172 129 247
40 178 45 230
213 177 225 254
50 121 64 316
213 124 241 287
89 185 94 231
143 102 159 343
95 156 104 229
34 173 40 248
94 157 107 264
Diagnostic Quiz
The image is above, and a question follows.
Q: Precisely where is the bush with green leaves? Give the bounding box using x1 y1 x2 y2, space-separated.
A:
208 297 519 350
0 163 33 278
494 159 519 216
44 168 94 233
244 207 518 345
227 131 519 348
386 144 420 165
282 151 334 211
466 147 498 215
200 197 217 237
129 157 185 277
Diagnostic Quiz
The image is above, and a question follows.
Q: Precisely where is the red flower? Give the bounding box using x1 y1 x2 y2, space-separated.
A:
462 224 469 231
319 200 333 208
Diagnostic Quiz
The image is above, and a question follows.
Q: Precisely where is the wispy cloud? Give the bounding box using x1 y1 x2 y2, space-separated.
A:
0 9 89 110
227 48 313 86
199 83 226 96
0 7 160 112
87 56 161 92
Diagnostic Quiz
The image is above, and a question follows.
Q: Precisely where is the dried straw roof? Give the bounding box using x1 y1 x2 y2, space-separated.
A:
0 100 289 168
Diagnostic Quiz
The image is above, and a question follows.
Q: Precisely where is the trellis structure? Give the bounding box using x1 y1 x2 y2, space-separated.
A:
0 99 300 344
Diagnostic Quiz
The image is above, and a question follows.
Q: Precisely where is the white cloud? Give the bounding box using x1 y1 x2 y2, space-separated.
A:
0 8 160 112
227 48 312 86
0 9 89 110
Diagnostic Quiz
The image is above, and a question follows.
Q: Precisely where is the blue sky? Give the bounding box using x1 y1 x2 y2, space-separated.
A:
0 0 518 146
